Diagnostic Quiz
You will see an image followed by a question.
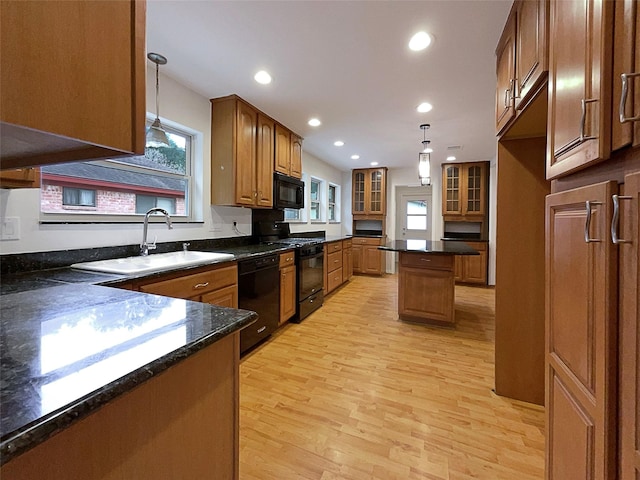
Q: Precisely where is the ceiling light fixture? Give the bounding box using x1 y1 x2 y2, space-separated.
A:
308 118 321 127
351 154 360 160
146 52 170 148
417 102 433 113
409 31 432 51
418 124 431 185
446 155 457 161
334 140 344 147
370 161 379 166
254 70 272 85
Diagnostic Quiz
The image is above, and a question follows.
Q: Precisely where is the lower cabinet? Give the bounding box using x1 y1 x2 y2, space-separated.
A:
136 263 238 308
453 241 488 284
325 240 343 295
342 239 353 282
352 236 385 275
279 251 296 325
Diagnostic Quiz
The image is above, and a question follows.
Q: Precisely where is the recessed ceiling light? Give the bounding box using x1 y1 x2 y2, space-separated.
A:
351 154 360 160
409 31 432 51
417 102 433 113
334 140 344 147
308 118 321 127
254 70 272 85
370 161 379 166
446 155 456 161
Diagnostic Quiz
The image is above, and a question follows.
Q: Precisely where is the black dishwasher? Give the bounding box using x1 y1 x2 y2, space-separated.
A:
238 254 280 354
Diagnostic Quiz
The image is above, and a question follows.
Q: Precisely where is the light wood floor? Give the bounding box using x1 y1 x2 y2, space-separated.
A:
239 274 545 480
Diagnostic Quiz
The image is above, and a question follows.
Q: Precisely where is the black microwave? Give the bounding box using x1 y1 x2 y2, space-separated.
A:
274 173 304 209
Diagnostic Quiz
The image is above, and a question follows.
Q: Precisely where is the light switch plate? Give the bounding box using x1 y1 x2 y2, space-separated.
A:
1 217 20 240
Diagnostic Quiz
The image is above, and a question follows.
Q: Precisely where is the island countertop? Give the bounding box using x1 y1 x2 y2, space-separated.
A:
379 239 480 255
0 283 257 465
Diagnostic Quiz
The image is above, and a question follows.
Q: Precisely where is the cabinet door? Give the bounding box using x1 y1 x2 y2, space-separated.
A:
454 255 463 281
496 12 516 133
612 0 640 151
279 265 296 324
398 265 454 324
545 181 617 480
290 134 303 179
547 0 612 179
352 170 366 214
256 113 274 207
515 0 548 109
0 168 40 188
442 165 463 215
619 171 640 480
368 169 386 214
201 285 238 309
342 247 353 282
352 244 363 273
462 251 487 284
235 101 258 205
274 124 291 176
463 163 486 215
362 245 382 274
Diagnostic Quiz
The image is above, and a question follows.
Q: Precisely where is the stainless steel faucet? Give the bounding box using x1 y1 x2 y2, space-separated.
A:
141 208 173 256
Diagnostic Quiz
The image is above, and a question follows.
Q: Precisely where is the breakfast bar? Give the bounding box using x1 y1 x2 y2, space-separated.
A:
380 240 479 326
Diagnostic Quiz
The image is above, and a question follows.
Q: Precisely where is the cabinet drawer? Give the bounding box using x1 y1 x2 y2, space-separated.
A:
400 253 454 271
342 239 352 249
279 250 295 268
352 237 381 246
327 241 342 253
327 250 343 272
327 267 344 292
139 264 237 299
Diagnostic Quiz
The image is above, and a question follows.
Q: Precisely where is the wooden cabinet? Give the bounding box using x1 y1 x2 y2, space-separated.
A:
351 236 385 275
324 241 343 294
274 124 303 179
211 96 274 208
342 239 353 283
0 0 146 169
545 181 618 480
453 241 488 285
137 263 238 308
0 168 40 189
546 0 613 179
612 0 640 152
279 251 296 324
619 171 640 480
352 168 387 215
495 0 548 134
398 252 455 325
442 162 489 217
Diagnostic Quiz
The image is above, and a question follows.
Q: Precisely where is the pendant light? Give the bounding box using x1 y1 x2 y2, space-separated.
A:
418 124 431 185
146 52 170 148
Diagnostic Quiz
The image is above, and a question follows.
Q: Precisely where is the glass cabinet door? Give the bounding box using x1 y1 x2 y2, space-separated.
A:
466 165 482 213
353 171 365 213
444 165 461 214
369 169 383 213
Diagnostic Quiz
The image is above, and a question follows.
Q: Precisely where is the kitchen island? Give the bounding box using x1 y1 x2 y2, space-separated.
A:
380 240 479 326
0 283 257 479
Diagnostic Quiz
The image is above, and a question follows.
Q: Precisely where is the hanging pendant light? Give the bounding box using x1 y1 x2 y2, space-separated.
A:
146 52 170 148
418 124 431 185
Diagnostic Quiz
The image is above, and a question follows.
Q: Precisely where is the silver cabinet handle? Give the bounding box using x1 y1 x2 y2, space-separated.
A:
512 78 520 99
420 258 431 262
580 99 598 142
503 88 510 108
620 73 640 123
257 326 266 333
611 195 632 244
193 282 209 289
584 200 603 243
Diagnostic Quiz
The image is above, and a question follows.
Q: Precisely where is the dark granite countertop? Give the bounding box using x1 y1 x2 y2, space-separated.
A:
0 284 257 465
440 237 489 243
379 240 480 255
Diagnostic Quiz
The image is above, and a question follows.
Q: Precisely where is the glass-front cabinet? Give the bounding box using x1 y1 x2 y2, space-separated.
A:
352 168 387 215
441 162 487 216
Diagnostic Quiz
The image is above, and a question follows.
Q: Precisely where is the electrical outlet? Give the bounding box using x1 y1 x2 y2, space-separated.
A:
1 217 20 240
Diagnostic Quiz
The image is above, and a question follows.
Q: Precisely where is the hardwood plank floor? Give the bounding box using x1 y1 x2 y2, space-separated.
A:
239 274 545 480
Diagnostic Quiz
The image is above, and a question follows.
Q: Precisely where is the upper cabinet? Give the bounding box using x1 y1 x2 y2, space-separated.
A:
495 0 548 135
352 168 387 216
612 0 640 152
274 125 303 179
441 162 488 217
0 0 146 169
211 96 273 208
546 0 613 179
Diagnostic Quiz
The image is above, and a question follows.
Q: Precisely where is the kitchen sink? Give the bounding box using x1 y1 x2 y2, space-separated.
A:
70 251 235 275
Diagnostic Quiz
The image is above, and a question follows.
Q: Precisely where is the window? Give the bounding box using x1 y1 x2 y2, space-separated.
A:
310 177 323 222
62 188 96 207
40 119 199 221
328 183 340 222
406 200 428 230
284 208 302 221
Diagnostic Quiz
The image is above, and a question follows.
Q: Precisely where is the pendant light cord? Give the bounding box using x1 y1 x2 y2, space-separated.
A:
155 62 161 119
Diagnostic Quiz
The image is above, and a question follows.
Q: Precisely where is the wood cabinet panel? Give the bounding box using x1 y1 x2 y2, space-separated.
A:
290 134 303 179
515 0 548 109
352 237 385 275
201 285 238 309
442 162 488 217
545 181 617 480
352 244 362 273
138 264 237 300
279 250 295 268
327 241 342 253
0 168 40 189
0 0 146 169
256 114 275 207
327 250 343 272
327 267 344 293
398 264 454 325
274 123 291 176
496 11 516 133
342 240 353 283
352 168 387 215
400 252 453 271
279 264 296 324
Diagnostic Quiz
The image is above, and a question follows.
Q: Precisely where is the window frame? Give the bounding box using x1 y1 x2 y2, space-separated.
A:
309 176 325 223
328 183 340 223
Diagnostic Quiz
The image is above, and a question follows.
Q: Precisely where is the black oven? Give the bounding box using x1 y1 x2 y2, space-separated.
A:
274 172 304 210
296 243 324 322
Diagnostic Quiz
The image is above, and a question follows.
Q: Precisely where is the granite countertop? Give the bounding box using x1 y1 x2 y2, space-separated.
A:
440 237 489 243
0 283 257 465
379 240 480 255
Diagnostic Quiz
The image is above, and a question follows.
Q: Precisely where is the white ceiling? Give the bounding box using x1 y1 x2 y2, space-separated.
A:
147 0 511 173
